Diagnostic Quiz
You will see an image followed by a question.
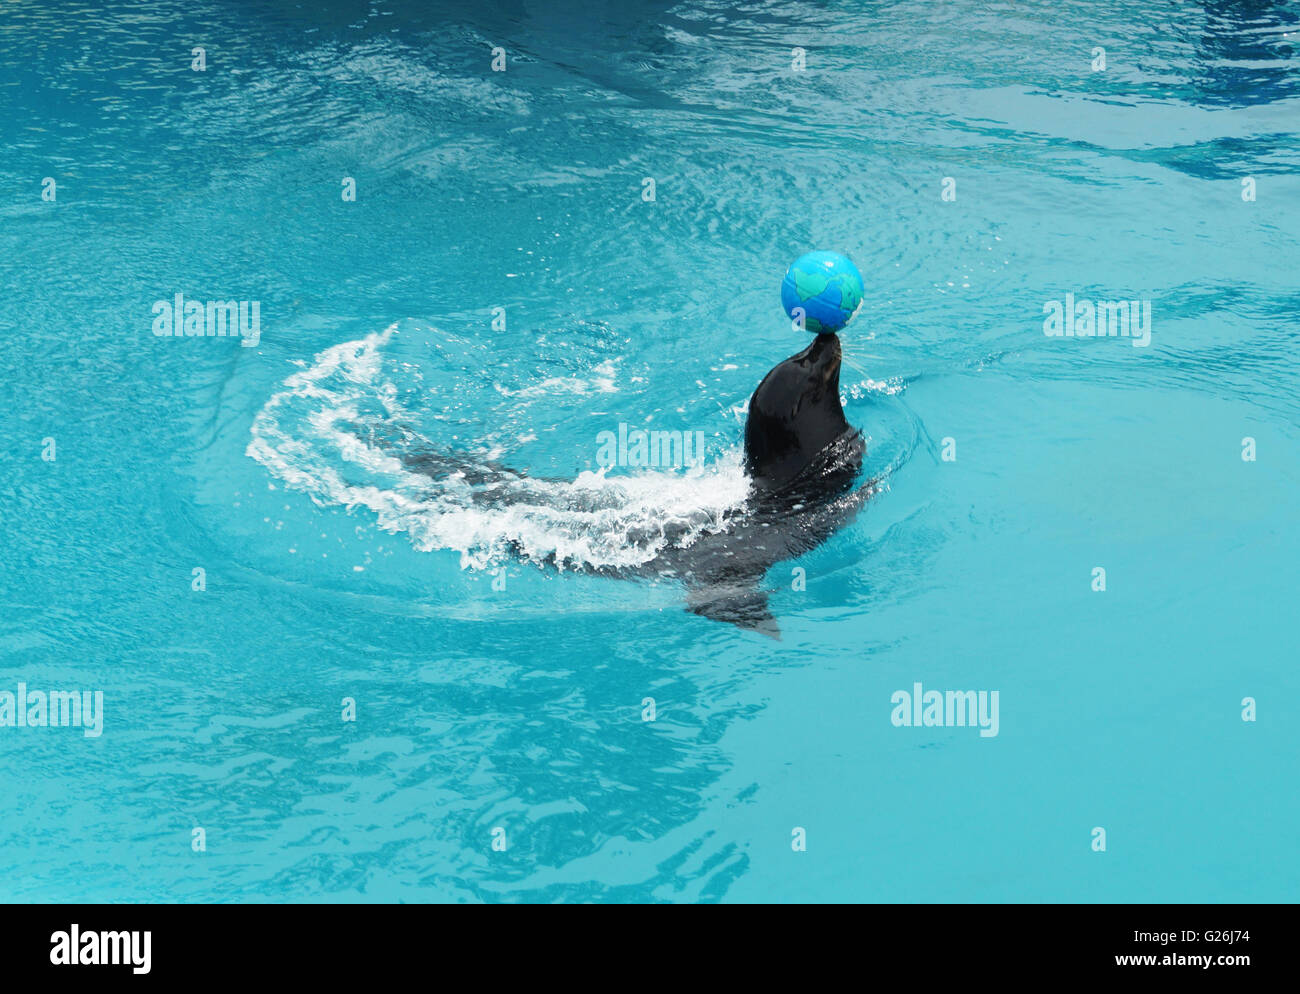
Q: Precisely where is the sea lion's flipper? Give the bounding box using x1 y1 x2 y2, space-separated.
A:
686 582 781 640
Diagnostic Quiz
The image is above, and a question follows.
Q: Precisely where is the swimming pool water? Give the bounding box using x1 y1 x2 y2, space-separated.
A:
1 0 1297 902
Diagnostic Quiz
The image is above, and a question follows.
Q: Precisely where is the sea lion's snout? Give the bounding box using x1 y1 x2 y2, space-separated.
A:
806 332 842 391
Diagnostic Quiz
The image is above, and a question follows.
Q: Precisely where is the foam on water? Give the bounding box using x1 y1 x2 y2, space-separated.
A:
247 325 752 571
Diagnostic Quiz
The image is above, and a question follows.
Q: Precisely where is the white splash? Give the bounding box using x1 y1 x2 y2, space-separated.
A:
844 376 905 399
247 325 750 571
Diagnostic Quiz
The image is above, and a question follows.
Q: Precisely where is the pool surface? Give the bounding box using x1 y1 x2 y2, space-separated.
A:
1 0 1297 902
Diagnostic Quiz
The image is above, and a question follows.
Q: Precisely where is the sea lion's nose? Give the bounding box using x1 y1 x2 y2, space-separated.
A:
809 331 838 356
810 333 841 379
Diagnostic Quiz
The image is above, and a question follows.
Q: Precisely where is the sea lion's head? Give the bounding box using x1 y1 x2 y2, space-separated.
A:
744 332 862 494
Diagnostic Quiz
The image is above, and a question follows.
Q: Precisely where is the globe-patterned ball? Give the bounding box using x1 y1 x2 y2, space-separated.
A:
780 251 864 334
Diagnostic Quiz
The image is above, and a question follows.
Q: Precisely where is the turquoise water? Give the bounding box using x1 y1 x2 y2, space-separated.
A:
2 0 1298 902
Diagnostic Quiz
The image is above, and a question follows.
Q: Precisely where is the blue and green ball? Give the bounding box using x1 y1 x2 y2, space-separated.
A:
780 251 864 334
